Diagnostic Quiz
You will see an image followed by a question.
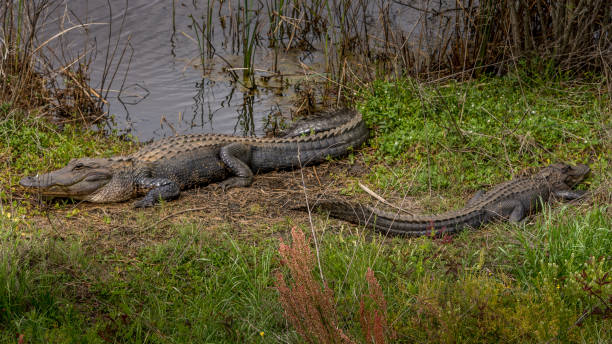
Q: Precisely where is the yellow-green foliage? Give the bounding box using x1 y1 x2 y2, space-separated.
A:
403 272 594 343
0 105 134 202
359 75 609 194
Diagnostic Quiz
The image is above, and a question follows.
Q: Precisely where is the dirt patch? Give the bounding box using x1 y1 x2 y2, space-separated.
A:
24 151 590 257
20 159 393 256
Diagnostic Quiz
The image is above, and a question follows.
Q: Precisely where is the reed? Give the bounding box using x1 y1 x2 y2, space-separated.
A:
189 0 215 72
241 0 258 83
189 0 610 102
0 0 48 111
265 0 285 73
1 0 131 124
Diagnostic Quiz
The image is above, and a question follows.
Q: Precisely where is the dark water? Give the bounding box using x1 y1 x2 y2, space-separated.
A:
39 0 425 141
40 0 302 140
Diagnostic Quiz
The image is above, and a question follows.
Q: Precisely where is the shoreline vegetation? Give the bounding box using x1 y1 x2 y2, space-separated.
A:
2 1 611 342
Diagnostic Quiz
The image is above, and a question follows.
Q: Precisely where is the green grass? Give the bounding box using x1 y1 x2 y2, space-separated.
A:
1 206 610 343
0 106 133 178
0 219 100 342
358 74 609 195
1 74 610 342
91 230 284 343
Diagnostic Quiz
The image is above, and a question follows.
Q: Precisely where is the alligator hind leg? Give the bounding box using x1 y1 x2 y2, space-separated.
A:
500 200 527 223
218 142 254 191
465 190 485 207
489 199 527 223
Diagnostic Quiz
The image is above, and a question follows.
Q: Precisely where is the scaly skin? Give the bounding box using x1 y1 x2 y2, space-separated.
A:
311 163 589 236
20 109 368 207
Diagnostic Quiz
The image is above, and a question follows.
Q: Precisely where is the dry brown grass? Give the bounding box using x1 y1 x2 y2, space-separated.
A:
0 1 50 111
255 0 612 105
275 226 355 344
0 1 124 124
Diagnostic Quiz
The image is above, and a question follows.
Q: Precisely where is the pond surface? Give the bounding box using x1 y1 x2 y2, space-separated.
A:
40 0 425 141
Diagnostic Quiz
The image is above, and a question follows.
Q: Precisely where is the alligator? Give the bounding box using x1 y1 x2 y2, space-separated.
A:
20 109 368 207
308 163 589 236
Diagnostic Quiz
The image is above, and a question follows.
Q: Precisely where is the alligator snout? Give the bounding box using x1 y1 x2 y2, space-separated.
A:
20 174 57 188
20 175 41 188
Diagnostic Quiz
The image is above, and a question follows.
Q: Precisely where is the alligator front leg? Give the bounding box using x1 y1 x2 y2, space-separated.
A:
553 189 587 200
218 142 254 191
134 177 180 208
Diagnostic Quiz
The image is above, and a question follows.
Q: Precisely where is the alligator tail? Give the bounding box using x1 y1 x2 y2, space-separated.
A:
301 199 464 237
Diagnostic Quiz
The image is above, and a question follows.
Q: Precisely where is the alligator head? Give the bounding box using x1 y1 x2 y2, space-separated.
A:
541 162 590 188
20 157 135 203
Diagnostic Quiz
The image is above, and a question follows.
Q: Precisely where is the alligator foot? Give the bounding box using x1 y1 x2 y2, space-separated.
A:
218 177 253 192
133 182 180 208
134 198 156 208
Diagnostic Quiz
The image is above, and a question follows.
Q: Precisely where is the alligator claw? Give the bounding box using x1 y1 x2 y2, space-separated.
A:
218 177 252 192
217 182 233 192
218 182 228 193
133 198 154 208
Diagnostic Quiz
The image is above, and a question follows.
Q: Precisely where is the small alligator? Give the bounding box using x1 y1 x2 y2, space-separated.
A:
309 163 589 236
20 109 368 207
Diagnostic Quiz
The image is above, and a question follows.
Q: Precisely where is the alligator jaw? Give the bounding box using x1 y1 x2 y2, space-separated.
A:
19 175 74 196
20 174 47 188
19 158 114 199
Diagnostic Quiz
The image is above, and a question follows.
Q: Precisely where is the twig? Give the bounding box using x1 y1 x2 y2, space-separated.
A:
358 182 413 215
33 23 107 54
142 207 209 232
312 165 322 187
297 145 325 284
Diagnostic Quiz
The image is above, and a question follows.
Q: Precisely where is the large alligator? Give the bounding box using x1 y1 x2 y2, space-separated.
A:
308 163 589 236
20 109 368 207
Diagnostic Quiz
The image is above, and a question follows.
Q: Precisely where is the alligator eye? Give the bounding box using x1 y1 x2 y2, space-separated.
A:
73 163 85 170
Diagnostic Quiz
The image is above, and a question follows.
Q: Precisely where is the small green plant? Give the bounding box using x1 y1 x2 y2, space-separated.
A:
241 0 259 86
358 75 609 194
